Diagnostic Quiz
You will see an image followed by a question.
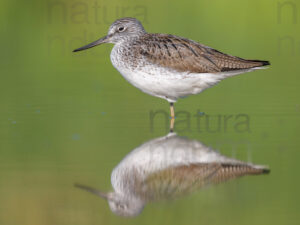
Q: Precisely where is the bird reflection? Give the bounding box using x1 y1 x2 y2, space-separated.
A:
75 133 269 217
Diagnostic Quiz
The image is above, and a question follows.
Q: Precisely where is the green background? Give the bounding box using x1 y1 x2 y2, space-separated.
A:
0 0 299 224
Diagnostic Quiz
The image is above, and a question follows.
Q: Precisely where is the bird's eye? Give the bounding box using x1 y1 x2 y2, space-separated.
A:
118 26 125 32
118 204 125 209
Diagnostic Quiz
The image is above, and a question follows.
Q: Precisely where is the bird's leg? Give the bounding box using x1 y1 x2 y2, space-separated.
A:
170 102 175 119
170 103 175 132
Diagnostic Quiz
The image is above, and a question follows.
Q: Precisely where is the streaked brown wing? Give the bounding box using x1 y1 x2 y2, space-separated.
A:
136 34 269 73
139 163 268 201
139 163 221 201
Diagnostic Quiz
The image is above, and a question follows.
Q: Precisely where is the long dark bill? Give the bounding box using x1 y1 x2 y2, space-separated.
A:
74 183 111 200
73 36 108 52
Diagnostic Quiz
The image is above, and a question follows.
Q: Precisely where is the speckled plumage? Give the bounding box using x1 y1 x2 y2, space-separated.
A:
74 17 270 103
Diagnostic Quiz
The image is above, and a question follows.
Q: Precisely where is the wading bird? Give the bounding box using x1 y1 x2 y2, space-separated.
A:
74 18 270 131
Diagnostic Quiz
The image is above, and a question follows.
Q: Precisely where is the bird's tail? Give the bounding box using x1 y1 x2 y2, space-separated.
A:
248 59 270 67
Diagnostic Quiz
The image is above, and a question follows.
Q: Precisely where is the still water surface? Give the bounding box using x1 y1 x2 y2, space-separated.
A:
0 96 299 225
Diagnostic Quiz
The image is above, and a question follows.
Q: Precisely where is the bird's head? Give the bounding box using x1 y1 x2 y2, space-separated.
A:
73 17 146 52
107 192 145 217
75 183 145 217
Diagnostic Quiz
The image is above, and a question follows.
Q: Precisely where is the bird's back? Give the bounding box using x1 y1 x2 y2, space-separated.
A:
119 33 270 74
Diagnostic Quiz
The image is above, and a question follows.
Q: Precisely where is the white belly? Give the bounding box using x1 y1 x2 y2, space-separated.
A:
123 70 221 102
110 57 223 102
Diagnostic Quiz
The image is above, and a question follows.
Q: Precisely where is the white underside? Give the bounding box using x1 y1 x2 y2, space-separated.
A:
113 64 266 102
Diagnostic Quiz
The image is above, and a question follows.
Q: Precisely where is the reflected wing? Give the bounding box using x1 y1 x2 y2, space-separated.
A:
135 34 269 73
139 163 269 201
